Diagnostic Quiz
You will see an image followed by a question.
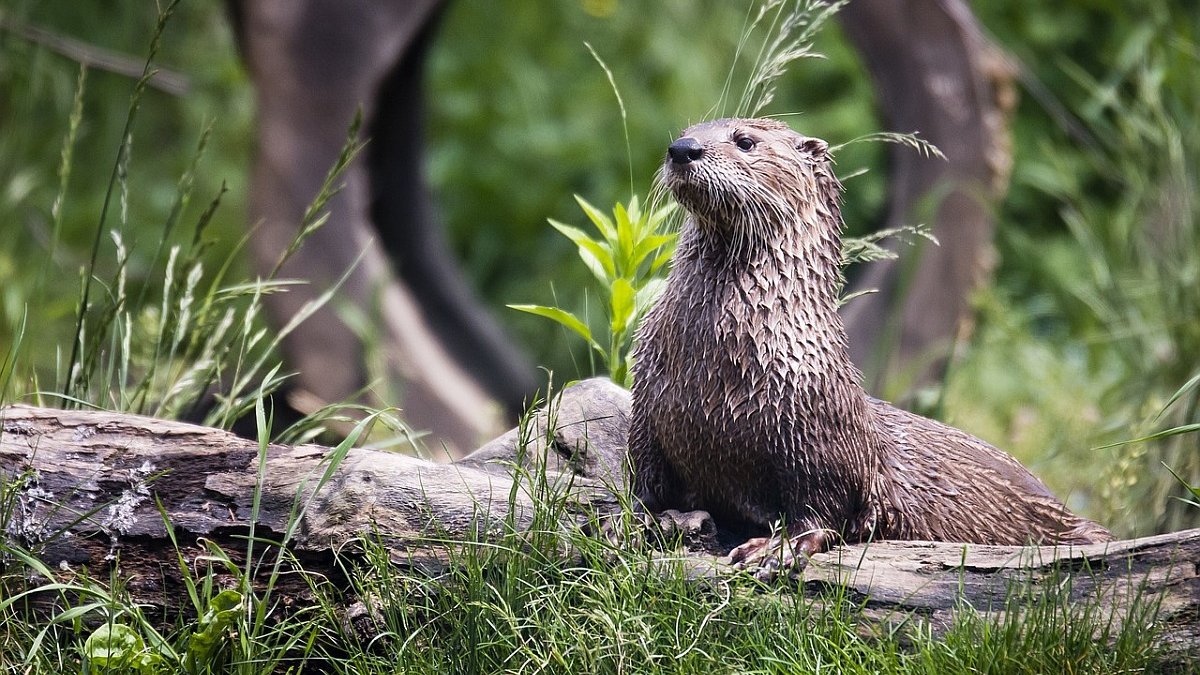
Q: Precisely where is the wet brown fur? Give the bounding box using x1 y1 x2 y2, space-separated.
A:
630 118 1111 548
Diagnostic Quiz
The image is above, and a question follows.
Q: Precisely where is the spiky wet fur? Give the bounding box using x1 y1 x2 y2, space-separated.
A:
630 118 1111 547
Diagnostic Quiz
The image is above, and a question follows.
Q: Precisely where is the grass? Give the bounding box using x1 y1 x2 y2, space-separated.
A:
314 531 1166 674
0 2 386 447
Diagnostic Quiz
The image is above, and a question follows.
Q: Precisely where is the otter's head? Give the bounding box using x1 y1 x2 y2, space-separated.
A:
662 118 841 250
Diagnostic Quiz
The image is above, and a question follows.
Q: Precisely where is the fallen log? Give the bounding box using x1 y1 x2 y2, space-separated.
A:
1 379 1197 659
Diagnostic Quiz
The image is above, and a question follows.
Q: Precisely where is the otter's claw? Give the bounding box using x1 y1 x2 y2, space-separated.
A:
728 527 828 582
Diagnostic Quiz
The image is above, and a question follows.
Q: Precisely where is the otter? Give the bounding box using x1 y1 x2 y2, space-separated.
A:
629 118 1111 571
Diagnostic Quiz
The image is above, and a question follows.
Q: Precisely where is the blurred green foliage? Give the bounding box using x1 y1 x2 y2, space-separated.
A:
945 0 1200 534
0 0 1197 533
0 0 252 366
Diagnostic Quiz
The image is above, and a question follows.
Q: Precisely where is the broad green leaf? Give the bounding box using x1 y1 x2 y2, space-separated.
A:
548 219 615 281
184 589 243 667
614 201 635 270
629 233 677 273
574 195 616 242
133 653 165 673
626 195 643 236
649 201 677 228
649 245 676 274
634 278 666 320
84 624 144 668
610 278 635 337
508 304 603 354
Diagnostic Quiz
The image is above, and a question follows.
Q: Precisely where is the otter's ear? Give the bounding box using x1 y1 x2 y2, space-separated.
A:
797 137 829 161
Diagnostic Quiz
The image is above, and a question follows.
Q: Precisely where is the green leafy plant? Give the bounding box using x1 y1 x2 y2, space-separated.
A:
180 589 243 671
83 623 164 674
509 195 676 387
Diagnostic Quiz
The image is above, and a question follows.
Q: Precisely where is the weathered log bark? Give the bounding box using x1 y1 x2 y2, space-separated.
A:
796 531 1200 659
1 383 1197 659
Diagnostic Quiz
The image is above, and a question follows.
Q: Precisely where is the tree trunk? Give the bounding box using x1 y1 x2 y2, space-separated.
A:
232 0 536 455
2 386 1196 658
838 0 1016 393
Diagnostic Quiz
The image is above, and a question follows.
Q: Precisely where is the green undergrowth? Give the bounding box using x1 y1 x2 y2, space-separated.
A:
321 535 1168 674
0 380 1178 673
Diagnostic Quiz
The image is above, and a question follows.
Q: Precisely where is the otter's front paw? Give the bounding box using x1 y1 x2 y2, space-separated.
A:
594 508 717 553
655 509 718 550
728 526 829 582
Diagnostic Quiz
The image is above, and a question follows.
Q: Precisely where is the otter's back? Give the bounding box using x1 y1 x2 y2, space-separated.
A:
869 398 1112 545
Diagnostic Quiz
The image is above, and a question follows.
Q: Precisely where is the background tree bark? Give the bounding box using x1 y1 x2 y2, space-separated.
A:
838 0 1016 393
231 0 537 454
2 391 1196 659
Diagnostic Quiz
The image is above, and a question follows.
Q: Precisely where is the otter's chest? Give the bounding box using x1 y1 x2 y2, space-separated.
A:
634 273 819 453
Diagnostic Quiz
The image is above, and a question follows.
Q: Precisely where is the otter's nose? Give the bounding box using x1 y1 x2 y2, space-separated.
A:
667 137 704 164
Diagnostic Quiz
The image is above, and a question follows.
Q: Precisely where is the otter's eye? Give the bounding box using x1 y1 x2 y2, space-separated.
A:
735 136 756 152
